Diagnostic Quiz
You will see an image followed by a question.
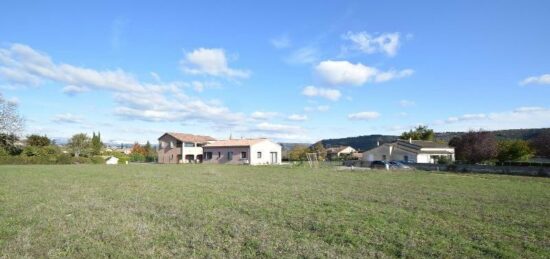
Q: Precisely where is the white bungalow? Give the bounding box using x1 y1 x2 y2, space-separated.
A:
202 138 282 165
362 139 455 164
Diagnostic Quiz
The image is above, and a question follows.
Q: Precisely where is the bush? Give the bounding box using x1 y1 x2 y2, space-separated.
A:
129 153 145 162
91 156 105 164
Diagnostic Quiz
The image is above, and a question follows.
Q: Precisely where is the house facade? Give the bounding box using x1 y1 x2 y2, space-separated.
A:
157 132 216 164
326 146 357 160
362 139 455 164
202 139 282 165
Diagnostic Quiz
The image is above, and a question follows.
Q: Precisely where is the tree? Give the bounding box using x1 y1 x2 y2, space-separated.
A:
26 134 51 147
400 125 434 141
0 133 21 155
309 142 327 160
448 130 498 164
144 141 156 162
131 143 147 156
530 129 550 158
288 145 309 161
0 93 24 135
497 140 534 162
67 133 91 157
91 132 103 155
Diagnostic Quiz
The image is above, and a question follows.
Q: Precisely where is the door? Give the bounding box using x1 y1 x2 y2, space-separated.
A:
270 152 278 164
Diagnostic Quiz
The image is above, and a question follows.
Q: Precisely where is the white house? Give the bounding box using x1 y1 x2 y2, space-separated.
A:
362 139 455 164
202 138 282 165
105 156 119 165
326 146 357 160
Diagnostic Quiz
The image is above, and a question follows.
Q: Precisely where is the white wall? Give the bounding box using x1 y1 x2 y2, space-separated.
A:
250 140 282 165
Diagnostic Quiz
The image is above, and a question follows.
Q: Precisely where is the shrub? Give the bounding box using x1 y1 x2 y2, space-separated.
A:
129 153 145 162
91 156 105 164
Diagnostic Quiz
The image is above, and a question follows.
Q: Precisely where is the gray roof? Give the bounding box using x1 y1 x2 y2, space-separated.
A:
397 139 451 149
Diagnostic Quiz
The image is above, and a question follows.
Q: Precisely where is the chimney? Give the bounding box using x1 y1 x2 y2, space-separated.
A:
409 137 412 144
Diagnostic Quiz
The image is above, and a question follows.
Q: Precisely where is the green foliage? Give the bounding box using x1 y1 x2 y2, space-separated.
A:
0 133 21 155
288 145 309 161
129 152 145 162
68 133 91 157
400 125 435 141
497 140 534 162
0 147 8 156
91 132 103 155
26 134 51 147
91 156 106 164
309 142 327 160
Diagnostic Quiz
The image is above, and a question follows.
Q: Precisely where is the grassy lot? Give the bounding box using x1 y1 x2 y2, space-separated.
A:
0 164 549 258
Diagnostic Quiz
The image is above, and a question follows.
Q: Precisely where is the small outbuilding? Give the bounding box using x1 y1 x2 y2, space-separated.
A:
105 156 119 165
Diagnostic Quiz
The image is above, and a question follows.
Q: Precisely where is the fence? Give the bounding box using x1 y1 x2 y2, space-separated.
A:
339 160 550 177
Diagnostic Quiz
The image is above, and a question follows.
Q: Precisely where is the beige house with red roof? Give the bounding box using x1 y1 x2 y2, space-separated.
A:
202 138 282 165
157 132 216 164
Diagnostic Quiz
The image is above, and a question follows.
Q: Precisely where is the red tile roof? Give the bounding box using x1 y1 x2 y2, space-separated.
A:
160 132 216 143
204 138 268 147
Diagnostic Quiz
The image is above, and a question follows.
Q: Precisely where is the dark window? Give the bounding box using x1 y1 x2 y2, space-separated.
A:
205 152 212 159
257 152 262 158
184 142 194 147
404 155 408 162
218 152 221 159
227 152 233 160
241 152 247 159
382 155 387 161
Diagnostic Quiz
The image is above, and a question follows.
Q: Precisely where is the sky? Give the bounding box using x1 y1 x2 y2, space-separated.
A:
1 0 550 144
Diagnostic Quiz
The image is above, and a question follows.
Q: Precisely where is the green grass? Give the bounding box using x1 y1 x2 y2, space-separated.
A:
0 164 549 258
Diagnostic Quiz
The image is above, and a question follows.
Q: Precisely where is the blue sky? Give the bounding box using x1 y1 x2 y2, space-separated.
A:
1 0 550 144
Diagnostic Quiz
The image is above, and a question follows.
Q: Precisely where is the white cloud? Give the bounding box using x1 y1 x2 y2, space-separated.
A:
430 107 550 131
0 43 247 128
347 111 381 121
287 114 307 121
304 105 330 112
514 106 545 113
180 48 250 79
285 46 319 64
52 113 83 124
62 85 90 96
301 86 341 101
251 111 279 120
343 31 401 56
270 35 291 49
0 44 144 92
520 74 550 86
315 60 413 86
399 100 415 107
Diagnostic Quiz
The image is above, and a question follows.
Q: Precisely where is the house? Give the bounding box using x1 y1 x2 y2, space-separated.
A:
326 146 357 160
157 132 216 164
202 138 282 165
105 156 119 165
362 139 455 164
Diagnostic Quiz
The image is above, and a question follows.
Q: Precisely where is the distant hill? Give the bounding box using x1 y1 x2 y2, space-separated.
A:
319 128 550 151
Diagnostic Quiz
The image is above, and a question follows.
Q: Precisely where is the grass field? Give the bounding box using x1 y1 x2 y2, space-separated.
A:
0 164 549 258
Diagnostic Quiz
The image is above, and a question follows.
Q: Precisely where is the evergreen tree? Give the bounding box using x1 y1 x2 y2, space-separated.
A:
91 131 103 155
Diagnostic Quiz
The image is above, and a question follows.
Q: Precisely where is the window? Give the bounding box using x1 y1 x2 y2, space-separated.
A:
257 152 262 158
404 155 409 162
158 141 162 149
205 152 212 159
241 152 247 159
227 152 233 160
382 155 387 161
184 142 195 147
218 152 221 159
169 141 174 148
